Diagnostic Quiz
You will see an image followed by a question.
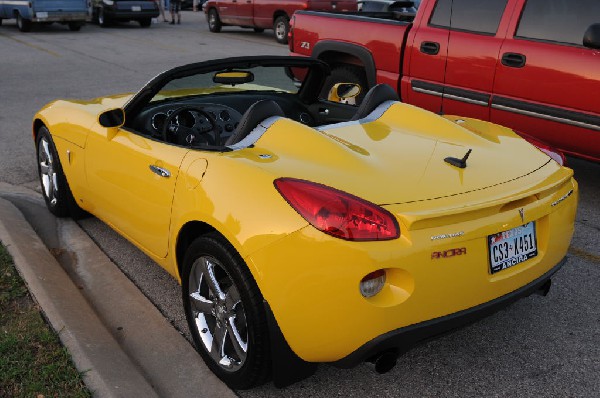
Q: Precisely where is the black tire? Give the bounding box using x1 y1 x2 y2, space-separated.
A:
68 22 81 31
273 15 289 44
182 233 271 389
253 27 264 33
16 14 32 32
0 18 3 26
36 127 87 219
320 65 369 105
139 18 152 27
208 8 221 33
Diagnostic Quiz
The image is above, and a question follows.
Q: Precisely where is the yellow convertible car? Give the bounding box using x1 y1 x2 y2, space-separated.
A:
33 56 578 389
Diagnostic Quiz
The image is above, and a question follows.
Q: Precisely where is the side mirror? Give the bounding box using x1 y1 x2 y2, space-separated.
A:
328 83 362 103
583 23 600 49
99 108 125 128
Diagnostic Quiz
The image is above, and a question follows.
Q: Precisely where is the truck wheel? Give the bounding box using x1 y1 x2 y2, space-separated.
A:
208 9 221 32
16 14 32 32
182 233 271 389
273 15 289 44
0 18 3 26
68 22 81 31
139 18 152 27
321 65 369 105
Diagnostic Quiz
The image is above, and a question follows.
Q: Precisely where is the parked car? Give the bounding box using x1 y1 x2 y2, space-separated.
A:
290 0 600 162
33 55 577 389
358 0 420 12
0 0 89 32
91 0 160 27
203 0 357 44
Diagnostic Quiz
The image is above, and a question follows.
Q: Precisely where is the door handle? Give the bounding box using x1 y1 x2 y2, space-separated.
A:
149 165 171 178
420 41 440 55
501 53 526 68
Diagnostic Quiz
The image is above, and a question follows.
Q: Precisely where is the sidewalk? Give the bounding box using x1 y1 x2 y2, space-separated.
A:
0 183 236 398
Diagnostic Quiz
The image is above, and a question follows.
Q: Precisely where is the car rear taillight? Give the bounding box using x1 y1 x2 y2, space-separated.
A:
274 178 400 241
360 269 386 298
519 133 566 166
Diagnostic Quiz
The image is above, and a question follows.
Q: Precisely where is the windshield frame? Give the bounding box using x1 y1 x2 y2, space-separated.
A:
123 56 330 121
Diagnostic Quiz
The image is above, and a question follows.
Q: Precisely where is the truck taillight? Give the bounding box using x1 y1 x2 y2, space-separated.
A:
274 178 400 241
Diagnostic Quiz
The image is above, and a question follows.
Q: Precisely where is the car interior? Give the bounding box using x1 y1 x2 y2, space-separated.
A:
122 57 399 150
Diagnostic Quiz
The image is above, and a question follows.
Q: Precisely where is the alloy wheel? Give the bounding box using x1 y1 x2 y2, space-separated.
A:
188 255 248 372
38 137 58 206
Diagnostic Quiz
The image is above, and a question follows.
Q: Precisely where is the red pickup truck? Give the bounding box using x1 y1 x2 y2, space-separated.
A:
290 0 600 162
204 0 356 44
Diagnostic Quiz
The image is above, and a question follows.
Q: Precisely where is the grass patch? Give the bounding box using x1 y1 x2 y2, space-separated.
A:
0 243 91 398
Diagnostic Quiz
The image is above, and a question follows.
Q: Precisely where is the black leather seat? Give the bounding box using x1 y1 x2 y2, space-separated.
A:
225 100 285 146
351 84 399 121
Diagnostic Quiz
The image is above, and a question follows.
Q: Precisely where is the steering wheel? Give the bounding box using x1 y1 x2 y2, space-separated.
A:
162 106 221 146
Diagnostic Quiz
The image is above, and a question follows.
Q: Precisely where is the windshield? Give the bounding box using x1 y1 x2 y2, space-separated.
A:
150 65 306 103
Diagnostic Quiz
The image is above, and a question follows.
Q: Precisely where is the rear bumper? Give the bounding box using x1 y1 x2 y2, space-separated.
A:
33 12 90 22
105 10 159 20
333 255 567 368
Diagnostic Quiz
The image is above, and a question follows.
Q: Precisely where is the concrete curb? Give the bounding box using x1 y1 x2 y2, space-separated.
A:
0 187 237 398
0 197 158 398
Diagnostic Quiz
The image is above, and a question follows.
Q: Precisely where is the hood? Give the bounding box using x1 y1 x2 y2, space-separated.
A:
245 103 556 205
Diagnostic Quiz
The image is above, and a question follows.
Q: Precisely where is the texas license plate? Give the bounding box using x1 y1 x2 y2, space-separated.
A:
132 6 141 11
488 222 537 274
36 12 48 18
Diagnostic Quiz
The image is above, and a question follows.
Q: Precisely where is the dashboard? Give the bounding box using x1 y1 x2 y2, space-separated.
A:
132 93 322 147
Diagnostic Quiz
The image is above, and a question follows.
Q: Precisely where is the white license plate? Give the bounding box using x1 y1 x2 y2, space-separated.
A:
36 12 48 18
132 6 142 11
488 222 537 274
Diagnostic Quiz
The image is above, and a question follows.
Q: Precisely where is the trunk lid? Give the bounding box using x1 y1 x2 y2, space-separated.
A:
250 103 557 205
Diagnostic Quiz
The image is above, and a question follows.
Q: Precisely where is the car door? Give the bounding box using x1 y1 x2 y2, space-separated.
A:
491 0 600 160
218 0 242 25
403 0 450 113
84 127 188 259
406 0 513 119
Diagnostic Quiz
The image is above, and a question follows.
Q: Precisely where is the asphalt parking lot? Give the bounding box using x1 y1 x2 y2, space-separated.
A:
1 11 599 397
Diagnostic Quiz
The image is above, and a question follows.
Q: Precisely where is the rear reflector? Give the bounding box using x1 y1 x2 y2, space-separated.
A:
360 269 386 298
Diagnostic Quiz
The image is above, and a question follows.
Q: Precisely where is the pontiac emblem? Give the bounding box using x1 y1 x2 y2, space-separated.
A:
518 208 525 223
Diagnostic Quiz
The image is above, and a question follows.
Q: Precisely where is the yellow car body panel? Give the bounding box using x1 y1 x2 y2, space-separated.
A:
33 89 577 365
247 169 577 361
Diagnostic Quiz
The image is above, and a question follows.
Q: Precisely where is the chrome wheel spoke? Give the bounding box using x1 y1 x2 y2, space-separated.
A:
226 316 247 359
50 172 59 204
189 291 214 314
210 321 227 364
40 163 50 175
201 258 226 300
224 285 247 361
224 285 241 312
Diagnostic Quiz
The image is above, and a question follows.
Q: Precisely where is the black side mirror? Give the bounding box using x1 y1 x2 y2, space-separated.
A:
583 23 600 50
99 108 125 128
